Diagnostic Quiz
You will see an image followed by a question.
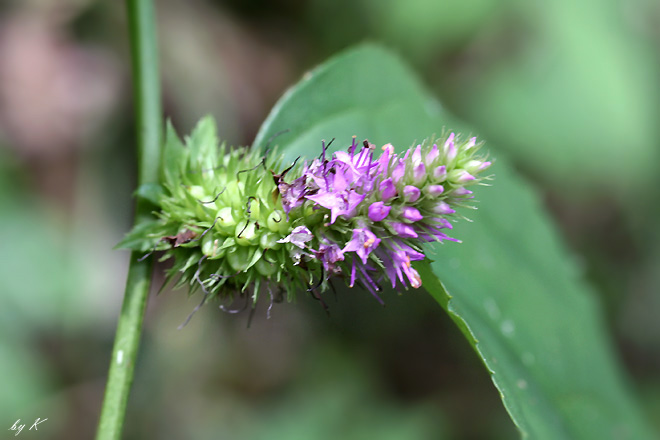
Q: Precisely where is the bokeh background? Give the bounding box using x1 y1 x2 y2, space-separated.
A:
1 0 659 438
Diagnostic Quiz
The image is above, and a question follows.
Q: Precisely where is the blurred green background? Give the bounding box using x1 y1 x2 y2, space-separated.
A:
0 0 658 438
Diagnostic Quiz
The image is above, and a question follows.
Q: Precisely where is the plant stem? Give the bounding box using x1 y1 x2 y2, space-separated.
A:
96 0 161 439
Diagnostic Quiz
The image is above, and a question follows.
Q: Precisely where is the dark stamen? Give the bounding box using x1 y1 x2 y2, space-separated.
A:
279 156 301 179
196 187 226 204
318 138 335 161
193 217 219 243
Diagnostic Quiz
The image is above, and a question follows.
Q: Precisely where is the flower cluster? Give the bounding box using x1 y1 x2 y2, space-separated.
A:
118 116 491 313
276 134 491 302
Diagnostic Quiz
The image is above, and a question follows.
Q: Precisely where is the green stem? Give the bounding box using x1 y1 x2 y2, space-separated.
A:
96 0 161 439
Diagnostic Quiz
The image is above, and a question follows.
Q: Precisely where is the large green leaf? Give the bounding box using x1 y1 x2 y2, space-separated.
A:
253 44 655 439
418 160 654 438
253 46 440 156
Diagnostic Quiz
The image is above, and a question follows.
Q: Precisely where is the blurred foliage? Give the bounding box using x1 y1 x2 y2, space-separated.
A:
0 0 659 438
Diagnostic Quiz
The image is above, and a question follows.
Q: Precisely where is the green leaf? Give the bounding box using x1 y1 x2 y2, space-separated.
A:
253 45 441 158
254 44 655 439
419 160 654 439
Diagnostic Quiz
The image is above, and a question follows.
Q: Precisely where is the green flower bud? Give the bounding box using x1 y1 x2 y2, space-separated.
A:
235 220 258 246
216 207 236 231
259 232 281 250
227 246 251 271
255 257 278 277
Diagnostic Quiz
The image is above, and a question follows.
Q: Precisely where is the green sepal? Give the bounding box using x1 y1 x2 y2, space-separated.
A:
162 120 185 188
134 182 165 205
114 219 167 251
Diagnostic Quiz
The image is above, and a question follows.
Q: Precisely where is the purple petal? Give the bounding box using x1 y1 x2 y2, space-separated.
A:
412 145 422 166
349 259 357 287
317 240 344 274
453 187 473 196
431 217 453 229
368 201 391 222
432 201 455 215
379 178 397 200
278 175 307 214
426 185 444 196
457 171 475 183
334 169 348 192
403 263 422 288
344 191 367 218
426 144 439 164
403 185 420 203
277 226 313 248
378 143 394 174
391 222 418 238
305 191 340 211
401 207 423 222
433 165 446 181
444 133 457 162
343 228 381 264
413 163 426 184
392 159 406 183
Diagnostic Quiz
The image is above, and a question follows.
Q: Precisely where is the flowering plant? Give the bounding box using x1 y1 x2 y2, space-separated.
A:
118 116 491 311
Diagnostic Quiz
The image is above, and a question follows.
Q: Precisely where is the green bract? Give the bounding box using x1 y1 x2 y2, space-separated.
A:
117 116 307 303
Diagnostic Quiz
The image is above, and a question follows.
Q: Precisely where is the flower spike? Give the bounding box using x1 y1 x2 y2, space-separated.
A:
117 117 492 315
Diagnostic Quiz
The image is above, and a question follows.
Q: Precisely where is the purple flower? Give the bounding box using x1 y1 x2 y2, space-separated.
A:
453 188 473 196
433 165 446 181
391 222 418 238
377 240 424 289
270 134 490 296
392 159 406 183
379 178 397 200
306 189 366 224
278 226 313 248
426 144 439 164
316 240 344 274
426 185 444 196
413 163 426 184
343 227 380 264
278 175 307 214
403 185 420 203
368 202 391 222
455 171 475 183
432 201 455 215
412 144 422 165
401 207 423 222
378 143 394 174
431 217 453 229
444 133 457 162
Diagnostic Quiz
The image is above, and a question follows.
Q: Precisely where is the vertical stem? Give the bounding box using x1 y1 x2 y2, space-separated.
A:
96 0 161 439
